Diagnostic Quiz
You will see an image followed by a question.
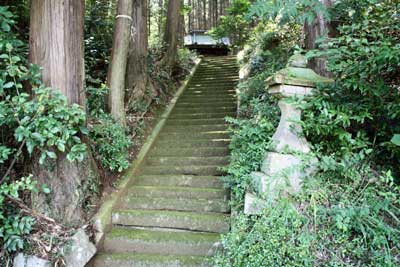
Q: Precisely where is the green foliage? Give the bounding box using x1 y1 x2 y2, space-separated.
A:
223 23 299 208
303 0 400 169
209 0 252 50
214 201 314 267
247 0 329 25
0 7 87 170
177 48 198 75
89 114 132 172
0 7 87 255
214 1 400 266
85 0 115 84
0 176 36 253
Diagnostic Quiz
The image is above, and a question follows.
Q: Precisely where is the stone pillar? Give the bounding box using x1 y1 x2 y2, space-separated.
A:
244 54 332 215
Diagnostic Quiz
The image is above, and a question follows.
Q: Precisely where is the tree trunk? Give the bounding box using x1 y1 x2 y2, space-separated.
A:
203 0 207 29
188 0 193 32
158 0 164 38
178 1 185 46
303 0 336 77
163 0 182 69
126 0 149 106
108 0 133 125
29 0 99 224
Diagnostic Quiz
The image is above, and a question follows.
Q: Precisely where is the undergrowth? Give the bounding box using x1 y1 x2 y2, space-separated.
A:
214 1 400 266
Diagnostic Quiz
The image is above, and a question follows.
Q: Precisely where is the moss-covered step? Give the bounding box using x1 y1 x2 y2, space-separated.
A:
140 165 225 176
171 106 236 113
117 196 229 213
103 228 222 256
152 139 230 149
162 125 228 132
168 112 236 120
125 186 229 200
145 156 229 166
92 253 211 267
174 103 236 109
104 227 220 256
177 98 236 104
112 210 230 233
149 148 229 157
157 131 230 140
132 175 224 188
179 94 236 100
162 119 228 127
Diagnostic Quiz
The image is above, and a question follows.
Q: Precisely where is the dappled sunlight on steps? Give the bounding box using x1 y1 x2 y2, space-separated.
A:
92 56 238 267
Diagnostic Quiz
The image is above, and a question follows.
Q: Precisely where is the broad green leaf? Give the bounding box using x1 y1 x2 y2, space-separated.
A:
390 134 400 146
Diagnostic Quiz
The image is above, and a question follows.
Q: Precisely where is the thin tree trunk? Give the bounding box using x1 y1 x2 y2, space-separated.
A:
29 0 99 223
178 0 185 45
203 0 206 29
303 0 336 77
188 0 192 32
158 0 163 38
163 0 181 69
126 0 149 106
108 0 133 125
208 0 213 28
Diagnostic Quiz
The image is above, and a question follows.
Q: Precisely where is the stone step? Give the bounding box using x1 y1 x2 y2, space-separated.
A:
163 124 228 133
153 139 230 149
192 76 238 81
180 94 236 99
93 253 210 267
162 124 228 132
146 156 229 166
126 186 229 200
103 228 222 256
178 97 236 103
184 90 235 94
157 131 230 140
174 102 236 108
117 196 229 213
187 83 238 88
112 210 230 233
188 79 238 83
149 148 229 157
140 165 225 176
184 88 236 92
165 118 227 126
134 174 224 188
172 106 236 113
168 112 236 119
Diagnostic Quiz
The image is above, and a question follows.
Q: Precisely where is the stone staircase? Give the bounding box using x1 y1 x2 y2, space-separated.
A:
92 56 238 267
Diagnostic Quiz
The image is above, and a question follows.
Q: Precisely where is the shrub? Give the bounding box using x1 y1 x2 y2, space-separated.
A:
89 114 132 172
213 1 400 266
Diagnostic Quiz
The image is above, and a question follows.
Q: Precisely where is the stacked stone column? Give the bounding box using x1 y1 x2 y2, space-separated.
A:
244 54 332 214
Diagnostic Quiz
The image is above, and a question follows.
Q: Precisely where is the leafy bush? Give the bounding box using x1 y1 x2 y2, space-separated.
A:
0 176 36 252
304 0 400 169
209 0 251 50
213 1 400 266
89 114 132 172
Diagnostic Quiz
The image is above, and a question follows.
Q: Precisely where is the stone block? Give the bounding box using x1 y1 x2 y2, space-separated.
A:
13 254 50 267
261 152 303 194
244 193 267 215
63 229 97 267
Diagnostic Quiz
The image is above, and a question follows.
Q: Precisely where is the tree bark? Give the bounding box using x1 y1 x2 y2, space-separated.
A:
158 0 164 38
163 0 182 69
303 0 336 77
178 1 185 46
126 0 149 106
188 0 193 32
29 0 99 224
107 0 133 125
